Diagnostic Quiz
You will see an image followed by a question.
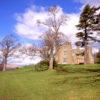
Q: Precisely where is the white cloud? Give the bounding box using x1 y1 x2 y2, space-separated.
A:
10 56 41 66
75 0 100 6
15 5 79 45
60 13 79 44
15 6 48 39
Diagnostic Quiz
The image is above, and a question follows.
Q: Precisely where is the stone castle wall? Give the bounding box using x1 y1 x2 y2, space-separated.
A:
55 42 94 64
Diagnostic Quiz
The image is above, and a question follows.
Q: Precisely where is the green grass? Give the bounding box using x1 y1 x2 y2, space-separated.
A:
0 64 100 100
56 64 100 73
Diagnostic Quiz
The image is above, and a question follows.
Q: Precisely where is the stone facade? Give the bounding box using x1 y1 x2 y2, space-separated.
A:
55 42 94 64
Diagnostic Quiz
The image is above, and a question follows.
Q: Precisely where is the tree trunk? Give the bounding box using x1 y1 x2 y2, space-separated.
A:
84 27 89 65
49 57 53 69
84 45 88 64
2 58 7 71
3 63 6 71
84 41 89 64
49 49 54 69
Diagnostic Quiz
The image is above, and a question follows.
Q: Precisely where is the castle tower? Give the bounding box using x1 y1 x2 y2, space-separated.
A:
55 42 94 64
55 42 74 64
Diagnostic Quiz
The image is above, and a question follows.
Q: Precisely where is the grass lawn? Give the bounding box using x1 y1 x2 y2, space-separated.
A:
0 64 100 100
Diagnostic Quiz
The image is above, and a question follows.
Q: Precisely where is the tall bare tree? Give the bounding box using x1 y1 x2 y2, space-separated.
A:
37 6 67 69
0 35 20 71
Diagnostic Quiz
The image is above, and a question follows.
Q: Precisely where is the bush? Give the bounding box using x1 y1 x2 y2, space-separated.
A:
35 60 49 71
38 60 57 67
95 58 100 64
35 60 58 71
38 60 49 66
35 64 48 71
95 51 100 64
53 60 58 68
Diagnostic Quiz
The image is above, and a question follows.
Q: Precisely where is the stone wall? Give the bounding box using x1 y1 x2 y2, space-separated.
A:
55 42 94 64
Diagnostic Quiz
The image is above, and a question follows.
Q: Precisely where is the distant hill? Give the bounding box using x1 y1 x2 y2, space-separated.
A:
0 63 19 71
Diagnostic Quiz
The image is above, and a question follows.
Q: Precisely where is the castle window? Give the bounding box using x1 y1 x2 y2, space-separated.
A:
63 50 67 55
63 58 67 63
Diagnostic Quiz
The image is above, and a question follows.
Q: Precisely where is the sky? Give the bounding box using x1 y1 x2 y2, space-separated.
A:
0 0 81 39
0 0 100 65
0 0 99 40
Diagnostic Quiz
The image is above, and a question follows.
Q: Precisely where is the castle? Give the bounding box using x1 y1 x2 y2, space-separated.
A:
55 42 94 64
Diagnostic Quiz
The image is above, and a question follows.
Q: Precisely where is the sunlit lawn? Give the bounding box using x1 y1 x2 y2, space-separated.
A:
0 64 100 100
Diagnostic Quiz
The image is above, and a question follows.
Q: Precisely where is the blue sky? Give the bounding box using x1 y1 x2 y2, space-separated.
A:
0 0 99 45
0 0 81 37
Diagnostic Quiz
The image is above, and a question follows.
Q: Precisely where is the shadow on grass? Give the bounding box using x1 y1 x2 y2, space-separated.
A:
53 72 100 86
86 69 100 72
55 65 100 73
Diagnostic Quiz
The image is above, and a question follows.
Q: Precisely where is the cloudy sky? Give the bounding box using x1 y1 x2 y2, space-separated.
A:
0 0 100 65
0 0 100 42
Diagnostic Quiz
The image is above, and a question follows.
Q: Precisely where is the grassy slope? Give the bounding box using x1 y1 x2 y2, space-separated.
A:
0 65 100 100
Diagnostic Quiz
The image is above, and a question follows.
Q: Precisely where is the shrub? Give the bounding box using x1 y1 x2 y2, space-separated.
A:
95 51 100 64
38 60 57 67
38 60 49 66
35 60 58 71
95 58 100 64
53 60 58 68
35 60 49 71
35 64 48 71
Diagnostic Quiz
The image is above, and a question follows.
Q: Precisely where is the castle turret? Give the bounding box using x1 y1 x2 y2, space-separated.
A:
55 42 74 64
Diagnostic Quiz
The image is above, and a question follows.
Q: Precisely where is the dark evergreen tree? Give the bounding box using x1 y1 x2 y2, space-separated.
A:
76 4 100 64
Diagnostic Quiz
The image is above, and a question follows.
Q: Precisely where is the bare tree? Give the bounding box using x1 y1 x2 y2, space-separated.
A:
37 6 67 69
19 45 36 57
37 44 50 62
0 35 20 71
